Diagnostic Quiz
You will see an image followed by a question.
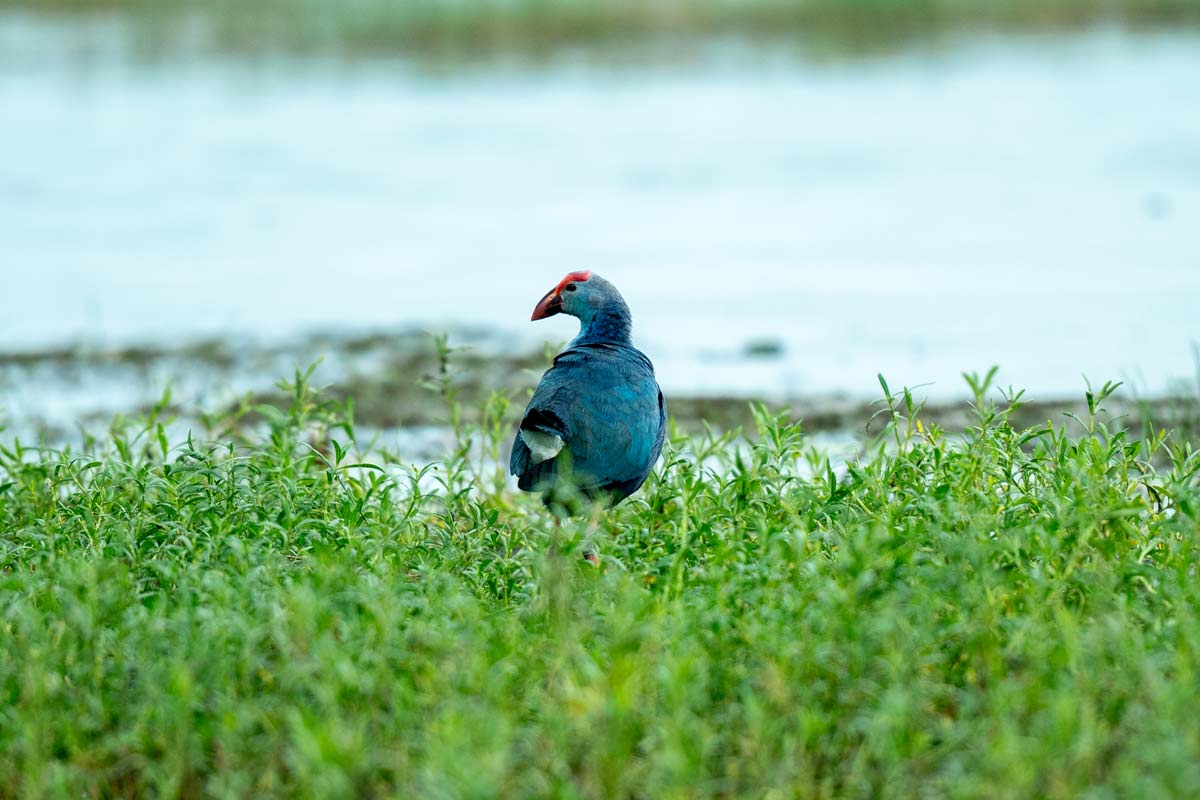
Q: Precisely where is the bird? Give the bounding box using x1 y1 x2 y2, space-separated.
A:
509 271 666 516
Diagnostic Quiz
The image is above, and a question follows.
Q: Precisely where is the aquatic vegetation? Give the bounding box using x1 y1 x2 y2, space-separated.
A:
7 0 1200 56
1 362 1199 797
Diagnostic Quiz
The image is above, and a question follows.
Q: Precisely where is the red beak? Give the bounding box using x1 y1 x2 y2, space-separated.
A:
531 289 563 321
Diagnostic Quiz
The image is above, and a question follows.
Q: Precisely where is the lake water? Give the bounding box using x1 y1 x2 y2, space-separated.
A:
3 18 1199 401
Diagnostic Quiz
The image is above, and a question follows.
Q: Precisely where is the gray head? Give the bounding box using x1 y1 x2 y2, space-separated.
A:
529 270 633 345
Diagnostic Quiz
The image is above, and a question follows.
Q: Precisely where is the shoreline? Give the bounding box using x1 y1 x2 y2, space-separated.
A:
4 4 1199 62
2 330 1195 448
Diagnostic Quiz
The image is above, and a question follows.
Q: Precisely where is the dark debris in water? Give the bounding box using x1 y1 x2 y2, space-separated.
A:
742 338 786 359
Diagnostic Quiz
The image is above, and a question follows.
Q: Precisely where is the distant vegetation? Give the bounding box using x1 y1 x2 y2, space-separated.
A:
2 363 1200 796
7 0 1200 55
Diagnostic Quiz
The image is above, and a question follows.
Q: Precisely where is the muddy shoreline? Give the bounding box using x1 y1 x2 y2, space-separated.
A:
2 329 1196 453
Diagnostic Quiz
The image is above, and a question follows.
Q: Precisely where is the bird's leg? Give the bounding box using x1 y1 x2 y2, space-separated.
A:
547 513 561 558
581 503 603 566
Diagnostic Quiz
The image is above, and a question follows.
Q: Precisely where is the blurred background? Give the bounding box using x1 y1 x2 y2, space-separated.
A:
1 0 1198 448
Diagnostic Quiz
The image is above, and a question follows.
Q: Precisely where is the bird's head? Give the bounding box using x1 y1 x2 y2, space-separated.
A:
530 270 633 344
530 270 598 321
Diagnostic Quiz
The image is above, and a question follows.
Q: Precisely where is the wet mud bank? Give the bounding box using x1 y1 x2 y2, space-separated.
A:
1 330 1196 451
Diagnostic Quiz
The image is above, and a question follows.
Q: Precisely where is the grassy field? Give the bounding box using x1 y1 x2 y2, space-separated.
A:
2 363 1200 798
7 0 1200 55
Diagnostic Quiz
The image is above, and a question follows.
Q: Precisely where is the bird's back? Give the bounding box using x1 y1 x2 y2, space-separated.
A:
510 342 665 505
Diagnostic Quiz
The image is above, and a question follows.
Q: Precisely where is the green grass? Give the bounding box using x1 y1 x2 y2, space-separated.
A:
2 361 1200 798
9 0 1200 57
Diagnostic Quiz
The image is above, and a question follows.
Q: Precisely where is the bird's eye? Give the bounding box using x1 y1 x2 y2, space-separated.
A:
564 283 577 292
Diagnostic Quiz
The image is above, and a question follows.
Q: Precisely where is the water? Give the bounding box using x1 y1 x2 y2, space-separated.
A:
2 18 1199 402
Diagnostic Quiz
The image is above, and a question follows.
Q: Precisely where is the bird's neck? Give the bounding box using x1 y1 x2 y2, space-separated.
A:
571 306 633 347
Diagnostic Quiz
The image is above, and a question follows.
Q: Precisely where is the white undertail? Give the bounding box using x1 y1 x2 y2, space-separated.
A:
520 429 565 463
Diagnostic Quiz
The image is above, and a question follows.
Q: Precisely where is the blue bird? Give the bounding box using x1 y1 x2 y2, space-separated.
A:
510 271 666 514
